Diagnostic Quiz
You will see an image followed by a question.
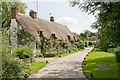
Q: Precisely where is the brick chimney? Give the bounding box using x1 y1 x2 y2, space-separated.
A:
29 10 37 19
50 16 54 22
11 7 18 19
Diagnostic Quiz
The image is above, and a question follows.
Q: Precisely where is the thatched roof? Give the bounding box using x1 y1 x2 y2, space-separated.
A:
16 13 75 41
87 36 97 41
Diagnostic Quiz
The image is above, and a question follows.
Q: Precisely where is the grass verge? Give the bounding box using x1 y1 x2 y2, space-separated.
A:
53 49 84 58
28 62 48 74
82 49 120 79
37 49 85 58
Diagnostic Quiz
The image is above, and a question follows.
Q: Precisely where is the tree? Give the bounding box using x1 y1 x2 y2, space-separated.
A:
2 1 27 24
79 30 96 41
1 1 30 78
70 1 120 50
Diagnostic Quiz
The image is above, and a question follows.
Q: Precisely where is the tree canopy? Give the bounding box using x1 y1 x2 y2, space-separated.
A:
1 1 27 24
79 30 96 41
70 0 120 50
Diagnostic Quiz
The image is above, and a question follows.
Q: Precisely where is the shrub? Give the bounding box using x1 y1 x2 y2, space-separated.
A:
75 41 84 49
84 42 88 47
72 48 79 52
114 47 120 63
92 48 101 52
93 42 99 48
99 41 110 52
2 55 30 79
107 48 115 53
35 54 43 58
13 46 33 59
88 42 92 46
62 42 69 49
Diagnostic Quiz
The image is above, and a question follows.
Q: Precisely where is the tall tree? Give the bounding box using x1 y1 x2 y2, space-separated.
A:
79 30 96 41
70 1 120 50
1 1 30 79
2 1 27 24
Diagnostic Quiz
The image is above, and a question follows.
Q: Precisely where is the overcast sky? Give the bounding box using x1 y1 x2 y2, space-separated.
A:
23 0 97 34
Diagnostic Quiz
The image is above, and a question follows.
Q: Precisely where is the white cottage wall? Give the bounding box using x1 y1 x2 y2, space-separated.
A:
10 19 18 53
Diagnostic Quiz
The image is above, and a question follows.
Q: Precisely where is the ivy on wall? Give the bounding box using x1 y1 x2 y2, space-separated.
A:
17 26 34 47
17 27 82 57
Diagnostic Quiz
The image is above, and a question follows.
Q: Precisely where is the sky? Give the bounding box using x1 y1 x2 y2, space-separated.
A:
22 0 97 34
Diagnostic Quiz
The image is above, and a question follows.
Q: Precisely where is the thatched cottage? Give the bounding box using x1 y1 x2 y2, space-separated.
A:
3 7 76 55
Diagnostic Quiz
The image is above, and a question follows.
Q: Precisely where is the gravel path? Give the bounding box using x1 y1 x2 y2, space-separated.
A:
29 48 92 79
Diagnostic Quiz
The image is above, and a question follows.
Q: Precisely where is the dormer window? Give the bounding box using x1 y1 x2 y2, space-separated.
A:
67 35 71 41
51 34 56 39
37 31 43 37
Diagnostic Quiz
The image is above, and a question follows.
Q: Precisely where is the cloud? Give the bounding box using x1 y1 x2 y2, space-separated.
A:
56 17 97 34
56 17 81 34
56 17 78 25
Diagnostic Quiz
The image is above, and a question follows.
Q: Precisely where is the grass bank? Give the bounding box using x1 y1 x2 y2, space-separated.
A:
36 49 84 58
53 49 84 58
82 48 120 79
28 62 48 74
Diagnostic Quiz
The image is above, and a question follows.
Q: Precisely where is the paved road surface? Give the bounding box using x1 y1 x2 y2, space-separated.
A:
29 48 92 79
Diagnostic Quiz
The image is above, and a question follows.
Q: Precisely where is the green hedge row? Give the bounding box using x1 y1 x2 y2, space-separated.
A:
107 47 120 63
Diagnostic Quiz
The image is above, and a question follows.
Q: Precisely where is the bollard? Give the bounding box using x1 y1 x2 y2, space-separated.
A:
46 60 48 63
59 55 61 58
90 71 93 78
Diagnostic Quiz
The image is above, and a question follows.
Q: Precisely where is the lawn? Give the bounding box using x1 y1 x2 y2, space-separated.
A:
28 62 48 74
82 49 120 79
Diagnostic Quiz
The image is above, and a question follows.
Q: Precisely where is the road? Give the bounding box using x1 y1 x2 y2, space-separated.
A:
29 48 92 79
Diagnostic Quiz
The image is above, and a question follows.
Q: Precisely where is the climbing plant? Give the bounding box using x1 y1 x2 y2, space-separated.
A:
17 26 34 46
38 31 47 57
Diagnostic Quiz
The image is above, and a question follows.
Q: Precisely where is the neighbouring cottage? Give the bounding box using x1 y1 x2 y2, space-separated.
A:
87 36 97 43
3 7 76 56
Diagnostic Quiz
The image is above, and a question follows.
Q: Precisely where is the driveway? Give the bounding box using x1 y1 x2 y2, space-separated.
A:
29 48 92 79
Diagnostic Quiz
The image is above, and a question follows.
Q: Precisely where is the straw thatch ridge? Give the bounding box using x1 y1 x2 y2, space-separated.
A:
16 13 75 41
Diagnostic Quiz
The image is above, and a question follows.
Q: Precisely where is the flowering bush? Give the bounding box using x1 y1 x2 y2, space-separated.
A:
13 46 33 59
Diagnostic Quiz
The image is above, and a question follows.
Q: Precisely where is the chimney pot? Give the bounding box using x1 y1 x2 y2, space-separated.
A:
29 10 37 19
11 7 18 19
50 16 54 22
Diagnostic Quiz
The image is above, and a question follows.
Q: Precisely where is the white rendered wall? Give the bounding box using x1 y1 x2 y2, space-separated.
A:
10 19 18 53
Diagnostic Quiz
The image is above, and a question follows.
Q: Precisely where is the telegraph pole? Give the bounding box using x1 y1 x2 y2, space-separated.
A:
37 0 38 14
